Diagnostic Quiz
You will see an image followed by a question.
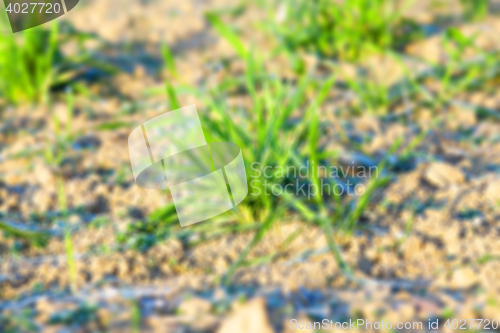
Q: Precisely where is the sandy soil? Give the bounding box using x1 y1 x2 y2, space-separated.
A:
1 0 500 332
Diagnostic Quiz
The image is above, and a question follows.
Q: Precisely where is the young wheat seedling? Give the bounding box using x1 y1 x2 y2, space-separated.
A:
45 89 78 293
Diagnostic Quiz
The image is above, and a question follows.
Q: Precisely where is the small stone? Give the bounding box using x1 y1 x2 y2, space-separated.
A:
33 159 55 187
440 143 466 161
484 179 500 205
217 297 273 333
68 215 80 225
423 163 465 188
450 268 479 289
397 303 415 320
178 297 212 318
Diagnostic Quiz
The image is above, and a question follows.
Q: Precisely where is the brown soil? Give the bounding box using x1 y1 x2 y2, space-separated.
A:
2 0 500 332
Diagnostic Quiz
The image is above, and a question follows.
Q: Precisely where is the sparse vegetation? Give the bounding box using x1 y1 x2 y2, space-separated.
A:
0 20 110 105
270 0 422 61
1 0 500 331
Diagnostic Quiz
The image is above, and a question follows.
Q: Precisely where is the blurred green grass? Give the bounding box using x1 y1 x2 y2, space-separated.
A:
269 0 422 62
0 19 113 105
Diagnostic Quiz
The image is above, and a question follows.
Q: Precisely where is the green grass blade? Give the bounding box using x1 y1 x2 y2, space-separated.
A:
206 12 248 59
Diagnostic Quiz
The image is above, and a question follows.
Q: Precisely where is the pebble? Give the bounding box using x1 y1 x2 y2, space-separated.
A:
449 268 480 289
217 297 273 333
423 162 465 188
177 297 212 318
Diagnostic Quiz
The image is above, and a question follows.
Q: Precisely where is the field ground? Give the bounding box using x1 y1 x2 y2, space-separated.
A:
1 0 500 332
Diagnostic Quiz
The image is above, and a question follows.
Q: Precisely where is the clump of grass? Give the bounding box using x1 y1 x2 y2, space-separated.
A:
439 28 480 100
131 13 438 286
153 42 353 278
344 73 392 115
424 28 500 106
0 22 59 104
214 83 405 283
270 0 421 62
0 19 111 105
148 17 429 285
116 204 178 252
161 43 181 110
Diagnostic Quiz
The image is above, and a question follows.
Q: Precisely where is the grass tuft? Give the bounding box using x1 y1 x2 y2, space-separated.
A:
271 0 421 61
149 12 433 285
0 19 112 105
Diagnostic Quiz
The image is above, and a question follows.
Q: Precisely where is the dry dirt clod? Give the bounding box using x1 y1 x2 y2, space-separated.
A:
423 162 465 188
146 315 184 332
483 179 500 205
177 297 212 318
450 268 480 290
217 297 274 333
